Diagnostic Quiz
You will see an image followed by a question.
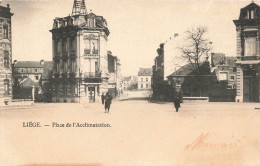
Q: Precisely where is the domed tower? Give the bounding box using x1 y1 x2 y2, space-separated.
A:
50 0 110 103
234 2 260 102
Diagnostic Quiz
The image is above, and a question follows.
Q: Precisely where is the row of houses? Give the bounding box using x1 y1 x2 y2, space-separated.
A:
152 2 260 102
0 0 123 105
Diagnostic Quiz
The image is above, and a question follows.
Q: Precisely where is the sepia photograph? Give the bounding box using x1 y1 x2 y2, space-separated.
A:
0 0 260 165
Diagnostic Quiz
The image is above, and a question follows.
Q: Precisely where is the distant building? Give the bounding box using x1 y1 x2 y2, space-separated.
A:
0 3 13 105
107 51 122 98
137 68 152 90
211 53 237 89
233 2 260 102
12 60 53 100
122 76 137 90
50 0 110 103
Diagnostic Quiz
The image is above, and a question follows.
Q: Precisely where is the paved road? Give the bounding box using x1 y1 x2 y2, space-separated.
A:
0 101 260 166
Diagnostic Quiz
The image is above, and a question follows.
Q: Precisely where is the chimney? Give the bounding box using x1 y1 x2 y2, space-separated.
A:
7 4 10 8
13 60 17 64
174 33 179 38
40 59 44 65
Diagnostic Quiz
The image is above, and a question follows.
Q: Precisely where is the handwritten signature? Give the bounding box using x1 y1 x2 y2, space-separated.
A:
184 132 238 151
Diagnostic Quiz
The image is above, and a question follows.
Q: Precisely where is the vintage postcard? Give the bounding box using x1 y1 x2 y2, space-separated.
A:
0 0 260 166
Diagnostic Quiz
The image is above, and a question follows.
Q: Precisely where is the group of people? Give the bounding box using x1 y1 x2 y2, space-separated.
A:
101 92 113 113
100 89 182 113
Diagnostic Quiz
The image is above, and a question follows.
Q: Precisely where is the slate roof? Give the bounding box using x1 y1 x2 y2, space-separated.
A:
138 68 152 76
20 77 39 87
122 76 131 81
225 57 236 67
14 61 44 68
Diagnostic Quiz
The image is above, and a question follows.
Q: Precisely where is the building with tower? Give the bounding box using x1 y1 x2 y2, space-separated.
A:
50 0 110 103
0 3 13 105
234 2 260 102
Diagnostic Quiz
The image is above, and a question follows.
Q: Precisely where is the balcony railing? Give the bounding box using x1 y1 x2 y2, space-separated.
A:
84 72 101 78
84 49 91 54
84 49 99 55
92 49 98 54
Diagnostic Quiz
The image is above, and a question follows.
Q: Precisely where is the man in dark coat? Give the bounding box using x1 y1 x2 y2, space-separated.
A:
101 93 105 105
105 93 113 113
173 95 181 112
173 89 183 112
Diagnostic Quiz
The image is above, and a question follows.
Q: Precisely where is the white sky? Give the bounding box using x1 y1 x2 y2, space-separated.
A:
1 0 257 76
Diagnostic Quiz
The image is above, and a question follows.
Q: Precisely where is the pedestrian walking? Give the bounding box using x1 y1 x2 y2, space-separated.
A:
173 95 181 112
173 89 182 112
101 93 105 105
104 92 113 113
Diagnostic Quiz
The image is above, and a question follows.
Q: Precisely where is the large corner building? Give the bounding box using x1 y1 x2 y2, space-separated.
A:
0 4 13 105
50 0 110 103
234 2 260 102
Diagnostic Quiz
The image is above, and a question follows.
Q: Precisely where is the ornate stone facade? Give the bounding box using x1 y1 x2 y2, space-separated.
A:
234 2 260 102
0 4 13 105
50 0 110 103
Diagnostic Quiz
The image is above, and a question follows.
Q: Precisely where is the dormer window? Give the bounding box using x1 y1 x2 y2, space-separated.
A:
246 10 255 19
88 18 95 27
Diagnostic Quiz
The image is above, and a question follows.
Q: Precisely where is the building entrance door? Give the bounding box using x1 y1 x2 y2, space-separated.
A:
243 70 259 102
88 87 95 103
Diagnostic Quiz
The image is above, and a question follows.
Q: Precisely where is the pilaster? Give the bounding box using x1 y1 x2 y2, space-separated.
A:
236 66 243 102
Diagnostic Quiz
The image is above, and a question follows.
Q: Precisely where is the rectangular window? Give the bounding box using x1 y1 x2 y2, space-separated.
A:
57 41 61 53
3 24 8 39
35 68 38 72
84 40 90 54
219 72 228 81
62 39 67 52
146 84 148 88
141 84 143 88
245 37 256 56
56 62 60 73
230 75 235 81
70 37 76 51
141 78 143 82
35 76 39 80
4 79 9 95
146 78 148 82
4 51 9 68
251 10 254 19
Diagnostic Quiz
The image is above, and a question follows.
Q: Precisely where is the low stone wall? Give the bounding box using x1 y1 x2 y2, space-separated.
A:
10 99 34 106
183 97 209 103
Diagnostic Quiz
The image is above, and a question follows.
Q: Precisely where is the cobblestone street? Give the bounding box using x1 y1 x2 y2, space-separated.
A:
0 101 260 166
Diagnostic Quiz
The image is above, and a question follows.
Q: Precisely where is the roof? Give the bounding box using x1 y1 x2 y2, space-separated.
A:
225 56 236 67
138 68 152 76
167 63 194 77
122 76 131 81
14 61 44 68
42 61 53 80
20 77 39 87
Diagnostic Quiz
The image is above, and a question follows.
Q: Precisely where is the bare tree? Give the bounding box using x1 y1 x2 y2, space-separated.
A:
178 26 212 96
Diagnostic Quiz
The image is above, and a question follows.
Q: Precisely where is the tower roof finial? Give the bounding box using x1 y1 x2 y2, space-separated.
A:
72 0 87 16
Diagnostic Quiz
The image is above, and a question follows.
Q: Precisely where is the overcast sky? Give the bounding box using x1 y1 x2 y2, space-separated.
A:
1 0 257 76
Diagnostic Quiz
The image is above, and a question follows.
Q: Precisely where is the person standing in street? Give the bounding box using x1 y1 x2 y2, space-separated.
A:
173 88 183 112
105 92 113 113
101 93 105 105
